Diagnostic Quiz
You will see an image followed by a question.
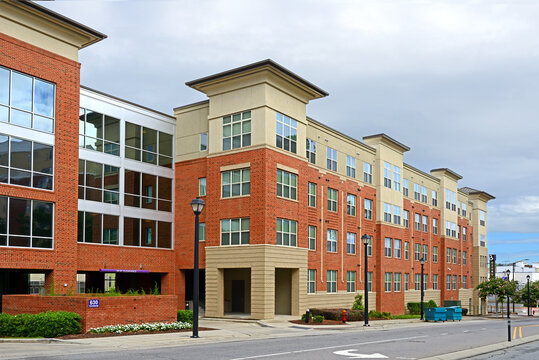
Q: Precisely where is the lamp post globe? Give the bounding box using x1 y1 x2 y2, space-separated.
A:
190 197 205 338
361 234 370 327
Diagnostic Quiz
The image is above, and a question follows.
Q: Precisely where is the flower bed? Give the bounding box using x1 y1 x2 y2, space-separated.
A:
90 321 191 334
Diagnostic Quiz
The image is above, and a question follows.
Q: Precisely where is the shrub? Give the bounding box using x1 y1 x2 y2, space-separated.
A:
177 310 193 324
313 315 324 323
407 302 421 315
352 294 364 310
0 311 81 338
368 310 382 318
381 312 391 319
90 321 191 334
462 308 469 316
301 312 313 321
346 309 364 321
426 300 437 308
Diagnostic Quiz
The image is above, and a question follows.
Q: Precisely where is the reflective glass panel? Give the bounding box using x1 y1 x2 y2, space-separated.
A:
9 198 31 235
10 109 31 128
11 72 32 111
157 221 171 248
10 137 31 170
124 217 140 246
104 115 119 143
0 67 8 105
143 128 157 152
33 115 53 133
85 111 103 139
33 142 53 174
32 200 52 237
125 122 140 148
84 213 101 243
34 79 54 117
0 134 7 166
0 196 6 234
159 132 172 157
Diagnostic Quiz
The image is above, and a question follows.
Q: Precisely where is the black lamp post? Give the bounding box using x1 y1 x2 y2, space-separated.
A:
420 256 425 321
527 275 531 317
190 197 205 338
361 234 371 327
506 269 511 342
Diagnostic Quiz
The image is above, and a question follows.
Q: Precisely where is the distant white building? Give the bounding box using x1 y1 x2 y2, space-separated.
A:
495 261 539 286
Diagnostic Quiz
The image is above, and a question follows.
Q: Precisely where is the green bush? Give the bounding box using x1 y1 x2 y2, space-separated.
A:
407 302 421 315
0 311 81 338
177 310 193 324
368 310 382 318
381 312 391 319
389 314 421 319
346 309 364 321
352 294 364 310
426 300 437 308
313 315 324 323
301 312 313 321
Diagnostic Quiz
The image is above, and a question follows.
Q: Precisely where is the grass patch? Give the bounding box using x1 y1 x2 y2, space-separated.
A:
389 314 421 319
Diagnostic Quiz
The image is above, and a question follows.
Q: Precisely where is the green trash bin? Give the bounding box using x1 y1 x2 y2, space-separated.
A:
446 306 462 321
425 307 446 322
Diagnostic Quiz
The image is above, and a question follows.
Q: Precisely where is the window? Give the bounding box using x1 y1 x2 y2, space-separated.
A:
462 227 467 241
199 178 206 196
364 199 373 220
393 166 401 191
422 215 428 232
308 269 316 293
422 245 428 261
327 229 337 252
415 274 421 290
327 188 338 212
346 155 356 178
405 273 409 291
446 275 451 290
457 201 461 215
221 218 250 245
347 232 356 254
326 147 337 171
363 162 372 183
452 275 457 290
276 112 297 153
451 222 457 238
432 190 438 206
308 225 316 250
403 179 409 197
367 272 373 292
125 122 173 167
433 274 438 290
457 226 461 239
463 251 467 265
306 138 316 164
414 184 421 201
403 210 409 228
414 213 421 231
452 249 457 264
433 246 438 262
404 241 409 260
1 196 53 248
79 108 120 155
433 218 438 235
0 134 53 190
123 171 172 211
394 273 401 292
308 182 316 207
222 168 250 198
423 274 428 290
463 275 467 289
79 160 119 204
223 111 251 151
384 203 392 222
122 218 170 248
385 237 392 257
0 67 55 133
394 239 401 258
277 169 297 200
276 218 297 246
421 186 427 203
447 248 452 263
383 162 392 188
458 250 461 264
200 132 208 151
367 236 373 256
393 205 401 225
446 190 456 211
199 223 206 241
462 203 467 217
327 270 337 293
385 273 392 292
347 194 356 216
445 221 451 236
480 235 486 247
78 212 120 246
480 210 486 226
415 243 420 261
347 271 356 292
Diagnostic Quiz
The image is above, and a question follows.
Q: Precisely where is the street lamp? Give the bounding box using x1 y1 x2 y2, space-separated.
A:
506 269 511 342
420 256 425 321
527 275 531 317
361 234 371 327
190 197 205 338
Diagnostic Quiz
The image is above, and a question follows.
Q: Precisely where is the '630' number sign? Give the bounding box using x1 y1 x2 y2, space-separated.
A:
88 299 100 308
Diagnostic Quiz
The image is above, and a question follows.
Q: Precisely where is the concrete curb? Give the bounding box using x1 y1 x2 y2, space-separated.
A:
420 333 539 360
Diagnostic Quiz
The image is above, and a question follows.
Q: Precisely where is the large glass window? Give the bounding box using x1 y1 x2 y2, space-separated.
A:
277 169 297 200
123 170 172 211
364 198 373 220
125 122 173 167
79 108 120 155
276 112 297 153
223 111 251 151
347 271 356 292
200 132 208 151
327 188 338 212
306 138 316 164
78 160 119 204
326 147 337 171
393 166 401 191
276 218 297 246
221 218 249 245
0 67 55 132
347 194 356 216
394 239 401 258
327 229 337 252
383 162 392 188
0 134 53 190
346 232 356 254
222 168 250 198
327 270 337 293
0 196 53 248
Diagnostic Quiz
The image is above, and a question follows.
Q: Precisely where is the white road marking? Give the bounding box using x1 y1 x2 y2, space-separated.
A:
333 349 387 358
440 333 448 335
228 335 428 360
463 330 470 333
396 357 417 360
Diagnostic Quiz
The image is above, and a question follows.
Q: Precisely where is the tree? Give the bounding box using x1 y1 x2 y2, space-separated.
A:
515 281 539 307
477 277 518 314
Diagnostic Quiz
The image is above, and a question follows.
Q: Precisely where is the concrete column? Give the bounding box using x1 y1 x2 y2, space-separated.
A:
251 264 274 319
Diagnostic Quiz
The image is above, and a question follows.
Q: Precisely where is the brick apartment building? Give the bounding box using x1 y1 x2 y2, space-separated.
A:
1 1 494 318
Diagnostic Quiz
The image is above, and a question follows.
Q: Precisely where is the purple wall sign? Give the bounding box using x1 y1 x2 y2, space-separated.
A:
99 269 150 273
88 299 100 308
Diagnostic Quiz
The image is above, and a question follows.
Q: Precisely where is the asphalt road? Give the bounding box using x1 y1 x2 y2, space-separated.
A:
16 318 539 360
468 340 539 360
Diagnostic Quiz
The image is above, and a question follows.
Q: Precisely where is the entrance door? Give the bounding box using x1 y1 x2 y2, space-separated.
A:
231 280 245 313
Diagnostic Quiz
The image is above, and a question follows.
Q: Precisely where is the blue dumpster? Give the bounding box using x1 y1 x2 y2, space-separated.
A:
425 307 446 322
446 306 462 321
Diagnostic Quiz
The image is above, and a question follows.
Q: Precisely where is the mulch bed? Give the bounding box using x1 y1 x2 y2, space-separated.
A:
57 327 215 339
289 319 348 325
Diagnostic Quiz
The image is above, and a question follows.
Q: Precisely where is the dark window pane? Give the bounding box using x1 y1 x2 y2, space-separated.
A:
104 142 119 156
10 109 31 128
32 237 52 248
9 236 30 247
142 174 156 209
10 137 31 170
77 211 84 242
104 115 119 143
78 160 85 186
33 142 53 174
0 196 6 234
34 79 55 118
124 217 140 246
158 177 172 201
9 198 31 235
85 161 102 188
157 221 171 248
0 166 6 184
85 137 102 152
124 170 140 195
141 219 156 247
158 132 173 157
84 212 101 243
85 188 102 202
32 200 52 237
142 128 157 152
33 174 52 190
103 165 119 192
124 194 140 208
11 72 32 111
79 108 85 134
102 215 119 245
10 169 31 187
78 186 84 199
0 235 6 246
0 67 8 105
125 147 140 161
142 151 157 164
125 122 141 148
158 200 171 212
0 134 8 166
85 111 103 139
159 155 172 168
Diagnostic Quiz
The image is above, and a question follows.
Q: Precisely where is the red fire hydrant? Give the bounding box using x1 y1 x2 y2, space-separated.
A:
342 309 347 323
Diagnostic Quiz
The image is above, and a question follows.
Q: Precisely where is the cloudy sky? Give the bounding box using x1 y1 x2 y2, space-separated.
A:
42 0 539 263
